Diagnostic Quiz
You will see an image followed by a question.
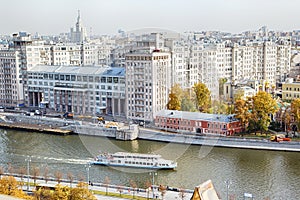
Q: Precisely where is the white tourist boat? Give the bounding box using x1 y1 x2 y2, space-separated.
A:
90 152 177 170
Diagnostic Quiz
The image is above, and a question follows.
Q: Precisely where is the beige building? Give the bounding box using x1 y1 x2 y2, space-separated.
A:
282 79 300 100
125 49 171 123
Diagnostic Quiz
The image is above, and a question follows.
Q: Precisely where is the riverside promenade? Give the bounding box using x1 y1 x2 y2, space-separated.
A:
8 173 193 200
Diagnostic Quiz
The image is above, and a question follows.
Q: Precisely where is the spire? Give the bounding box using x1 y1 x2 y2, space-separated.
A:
77 10 81 24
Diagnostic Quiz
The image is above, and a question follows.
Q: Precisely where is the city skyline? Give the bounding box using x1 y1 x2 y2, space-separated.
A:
1 0 299 36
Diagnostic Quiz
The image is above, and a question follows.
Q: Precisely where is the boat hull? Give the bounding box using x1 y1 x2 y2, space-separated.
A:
90 161 176 170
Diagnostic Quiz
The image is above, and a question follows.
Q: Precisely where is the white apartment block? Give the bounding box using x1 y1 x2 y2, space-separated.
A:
125 50 171 123
0 50 24 107
51 44 82 66
27 65 126 116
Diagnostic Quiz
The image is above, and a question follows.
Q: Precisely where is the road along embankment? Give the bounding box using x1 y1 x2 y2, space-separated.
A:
138 128 300 152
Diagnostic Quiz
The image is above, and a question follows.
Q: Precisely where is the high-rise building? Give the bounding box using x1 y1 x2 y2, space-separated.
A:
70 10 87 44
125 46 171 123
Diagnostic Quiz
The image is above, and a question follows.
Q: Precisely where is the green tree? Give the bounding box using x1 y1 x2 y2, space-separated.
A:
170 83 184 100
167 92 181 110
291 98 300 132
193 82 211 112
218 78 227 98
181 89 197 112
251 91 278 133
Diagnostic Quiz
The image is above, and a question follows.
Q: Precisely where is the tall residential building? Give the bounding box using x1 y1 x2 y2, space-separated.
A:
0 32 33 108
0 50 24 107
125 48 171 123
70 10 87 44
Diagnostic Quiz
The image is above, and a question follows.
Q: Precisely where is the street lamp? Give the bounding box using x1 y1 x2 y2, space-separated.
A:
225 180 231 200
85 163 91 186
149 172 158 199
25 156 31 191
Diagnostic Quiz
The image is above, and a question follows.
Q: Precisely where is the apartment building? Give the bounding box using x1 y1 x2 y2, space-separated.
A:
282 78 300 100
125 48 171 123
27 65 126 116
0 50 24 107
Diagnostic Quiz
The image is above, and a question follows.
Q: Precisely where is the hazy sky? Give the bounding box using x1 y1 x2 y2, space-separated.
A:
1 0 299 35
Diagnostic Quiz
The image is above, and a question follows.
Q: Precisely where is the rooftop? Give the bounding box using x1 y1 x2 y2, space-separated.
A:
28 65 125 77
156 110 238 123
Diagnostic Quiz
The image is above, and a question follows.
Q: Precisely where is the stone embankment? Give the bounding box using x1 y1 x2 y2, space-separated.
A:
1 112 300 152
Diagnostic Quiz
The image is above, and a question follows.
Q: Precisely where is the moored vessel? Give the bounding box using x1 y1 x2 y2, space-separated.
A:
90 152 177 170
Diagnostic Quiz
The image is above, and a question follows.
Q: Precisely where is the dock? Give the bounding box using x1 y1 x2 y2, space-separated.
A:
0 122 72 135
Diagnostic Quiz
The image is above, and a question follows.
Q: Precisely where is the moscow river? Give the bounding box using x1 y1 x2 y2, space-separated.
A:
0 128 299 199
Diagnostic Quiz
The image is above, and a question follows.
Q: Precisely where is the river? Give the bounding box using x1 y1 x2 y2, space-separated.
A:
0 128 299 199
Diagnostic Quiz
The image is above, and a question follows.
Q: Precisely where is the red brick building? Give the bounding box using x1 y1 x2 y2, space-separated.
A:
155 110 242 136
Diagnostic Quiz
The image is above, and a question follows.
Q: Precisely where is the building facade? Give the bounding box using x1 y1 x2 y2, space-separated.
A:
155 110 242 136
282 79 300 100
125 49 171 123
27 65 126 116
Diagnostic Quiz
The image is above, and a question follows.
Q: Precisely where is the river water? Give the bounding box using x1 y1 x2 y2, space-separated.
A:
0 128 299 199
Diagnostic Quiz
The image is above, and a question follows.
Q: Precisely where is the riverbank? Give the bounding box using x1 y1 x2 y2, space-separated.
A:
1 112 300 152
139 128 300 152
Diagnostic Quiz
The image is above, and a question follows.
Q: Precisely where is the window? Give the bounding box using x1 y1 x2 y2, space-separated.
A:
101 77 106 83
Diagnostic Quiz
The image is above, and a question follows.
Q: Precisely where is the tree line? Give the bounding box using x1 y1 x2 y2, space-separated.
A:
167 82 300 134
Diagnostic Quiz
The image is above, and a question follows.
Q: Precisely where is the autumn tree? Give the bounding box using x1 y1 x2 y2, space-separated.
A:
32 167 40 186
234 98 252 133
129 179 137 198
52 184 70 200
145 180 152 200
291 98 300 132
34 187 53 200
67 172 74 188
104 176 111 195
43 167 49 183
54 171 63 184
167 92 181 110
116 185 123 197
178 187 186 200
69 182 97 200
193 82 211 112
18 167 26 190
0 176 31 199
0 166 4 179
251 91 278 133
159 184 167 200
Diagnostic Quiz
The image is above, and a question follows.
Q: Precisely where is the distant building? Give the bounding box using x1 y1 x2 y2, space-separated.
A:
155 110 241 136
0 32 32 108
70 10 87 44
282 78 300 100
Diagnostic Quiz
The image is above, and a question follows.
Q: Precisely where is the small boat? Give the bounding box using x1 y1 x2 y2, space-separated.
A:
90 152 177 170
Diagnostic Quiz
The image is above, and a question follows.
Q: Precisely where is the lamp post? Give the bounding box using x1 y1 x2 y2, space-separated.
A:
149 172 157 199
85 163 91 186
225 180 231 200
25 156 31 191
